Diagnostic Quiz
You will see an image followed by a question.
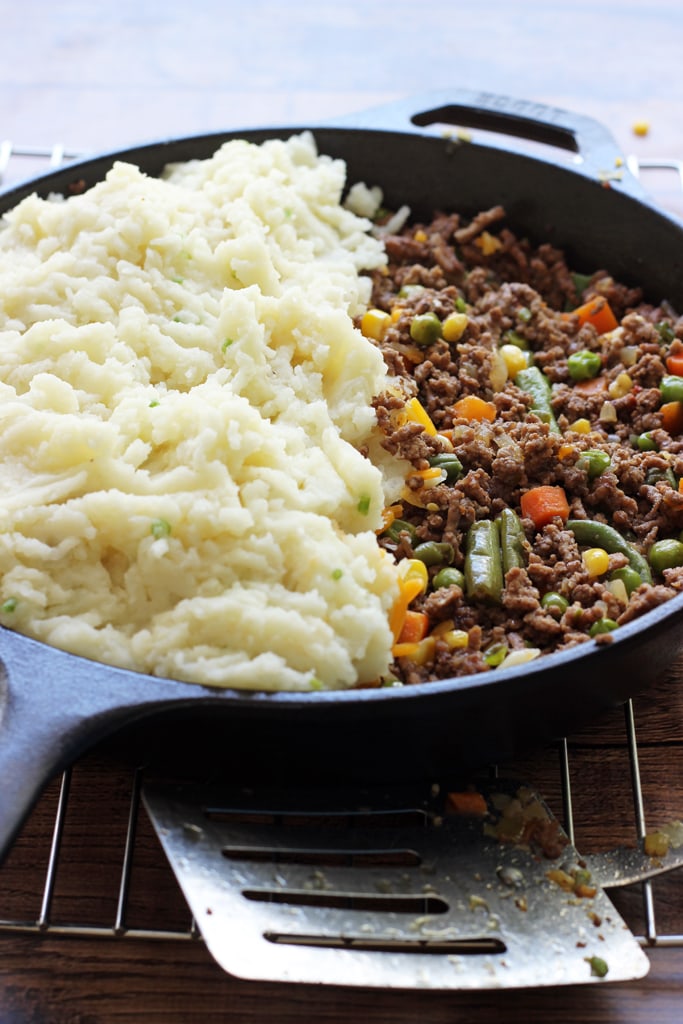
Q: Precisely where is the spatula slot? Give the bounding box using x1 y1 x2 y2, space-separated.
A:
264 932 507 955
243 888 449 915
222 845 421 867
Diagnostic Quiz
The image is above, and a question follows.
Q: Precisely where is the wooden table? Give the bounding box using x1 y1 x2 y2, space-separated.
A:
2 1 683 1020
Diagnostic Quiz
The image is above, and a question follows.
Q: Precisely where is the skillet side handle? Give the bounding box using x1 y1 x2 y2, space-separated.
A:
339 88 649 202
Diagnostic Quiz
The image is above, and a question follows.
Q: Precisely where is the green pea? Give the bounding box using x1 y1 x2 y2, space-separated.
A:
568 349 602 381
517 307 533 323
610 566 642 596
541 591 569 613
410 312 442 347
382 518 418 544
648 538 683 572
433 566 465 590
660 375 683 403
577 449 611 479
631 431 658 452
589 618 619 637
589 956 609 978
413 541 455 567
428 452 463 482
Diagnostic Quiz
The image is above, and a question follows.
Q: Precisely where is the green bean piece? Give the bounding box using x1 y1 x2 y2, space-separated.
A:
428 452 463 482
483 641 508 667
541 591 569 613
660 375 683 403
656 321 676 344
610 566 643 596
413 541 455 567
465 520 504 604
567 519 652 584
631 431 658 452
514 365 560 434
589 617 619 637
567 349 602 381
410 312 442 347
382 518 418 544
577 449 611 479
571 271 593 295
504 329 529 350
454 295 468 314
498 508 527 573
645 466 677 488
648 538 683 572
432 566 465 590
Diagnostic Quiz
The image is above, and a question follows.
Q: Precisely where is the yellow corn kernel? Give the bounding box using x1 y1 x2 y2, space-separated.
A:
431 618 455 636
442 312 469 343
414 466 447 487
397 558 429 592
390 307 403 323
360 308 391 341
608 372 633 399
583 547 610 578
475 231 502 255
403 396 438 436
569 418 592 434
557 444 576 461
411 636 437 665
442 629 469 650
499 343 528 378
414 229 428 243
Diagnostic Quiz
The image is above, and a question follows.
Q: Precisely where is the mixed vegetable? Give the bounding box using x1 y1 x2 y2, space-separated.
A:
360 205 683 685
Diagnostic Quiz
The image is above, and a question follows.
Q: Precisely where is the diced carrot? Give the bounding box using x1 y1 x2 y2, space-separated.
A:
520 485 570 528
573 375 608 395
562 295 619 335
661 400 683 435
452 395 496 422
389 576 424 641
666 354 683 376
445 791 488 817
398 610 429 644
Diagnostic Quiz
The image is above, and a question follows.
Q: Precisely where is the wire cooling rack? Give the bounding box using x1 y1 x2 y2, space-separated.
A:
0 144 681 963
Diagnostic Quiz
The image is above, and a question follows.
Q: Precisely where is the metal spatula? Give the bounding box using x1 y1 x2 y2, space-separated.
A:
142 777 681 990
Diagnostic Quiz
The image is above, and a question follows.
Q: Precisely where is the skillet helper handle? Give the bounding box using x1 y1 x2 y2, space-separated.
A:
344 87 648 201
0 629 202 863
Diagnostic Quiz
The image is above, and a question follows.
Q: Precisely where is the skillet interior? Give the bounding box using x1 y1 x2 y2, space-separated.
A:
1 104 683 857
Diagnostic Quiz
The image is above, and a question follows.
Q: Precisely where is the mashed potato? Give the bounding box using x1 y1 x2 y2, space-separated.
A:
0 132 401 691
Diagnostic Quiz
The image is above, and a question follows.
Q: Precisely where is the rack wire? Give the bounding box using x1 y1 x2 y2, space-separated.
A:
0 144 681 960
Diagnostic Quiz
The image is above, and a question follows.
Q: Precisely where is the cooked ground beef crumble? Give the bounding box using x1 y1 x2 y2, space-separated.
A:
362 205 683 685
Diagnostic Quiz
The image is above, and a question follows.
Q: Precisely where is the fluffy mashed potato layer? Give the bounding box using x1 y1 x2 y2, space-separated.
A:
0 133 400 690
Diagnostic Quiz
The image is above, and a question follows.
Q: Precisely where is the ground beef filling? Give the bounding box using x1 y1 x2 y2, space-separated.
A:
364 206 683 684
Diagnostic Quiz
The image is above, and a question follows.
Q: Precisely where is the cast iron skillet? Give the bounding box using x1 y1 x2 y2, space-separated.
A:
2 89 683 862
